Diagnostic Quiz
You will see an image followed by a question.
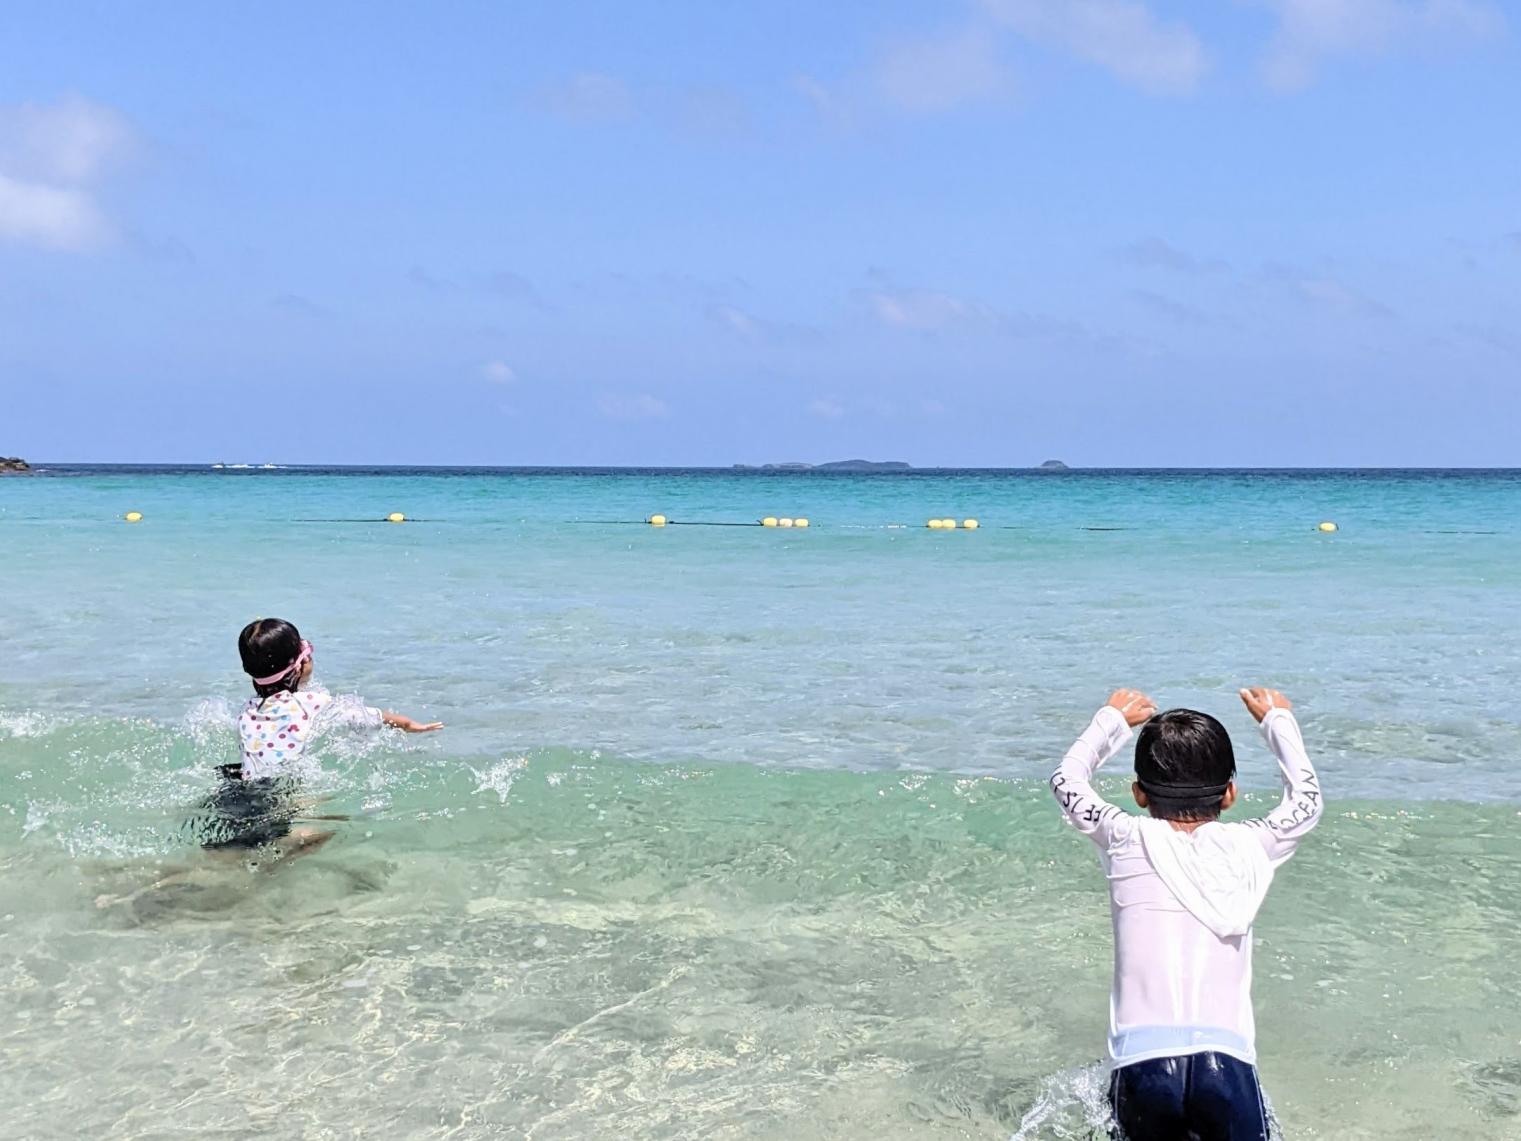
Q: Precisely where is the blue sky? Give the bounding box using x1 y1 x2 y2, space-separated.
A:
1 1 1516 466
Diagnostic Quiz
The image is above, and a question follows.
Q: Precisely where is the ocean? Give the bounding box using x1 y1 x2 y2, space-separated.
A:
2 466 1519 1139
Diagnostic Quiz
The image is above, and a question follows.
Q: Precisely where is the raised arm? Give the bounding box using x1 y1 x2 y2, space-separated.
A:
1049 689 1154 848
1237 687 1322 865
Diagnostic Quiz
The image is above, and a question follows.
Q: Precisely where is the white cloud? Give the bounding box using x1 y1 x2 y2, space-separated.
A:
794 26 1015 125
1117 236 1227 274
481 360 516 383
711 304 763 338
808 397 846 419
868 287 986 331
0 173 110 249
598 393 668 420
0 95 136 182
1293 276 1395 319
1257 0 1506 91
537 72 635 123
982 0 1207 93
792 75 855 129
0 95 136 251
875 28 1014 112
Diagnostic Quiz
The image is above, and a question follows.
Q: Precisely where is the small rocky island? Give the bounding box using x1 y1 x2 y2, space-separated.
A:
733 459 912 472
0 456 30 474
1038 459 1069 470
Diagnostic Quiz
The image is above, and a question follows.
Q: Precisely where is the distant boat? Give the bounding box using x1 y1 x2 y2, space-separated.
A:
211 463 225 469
261 463 278 469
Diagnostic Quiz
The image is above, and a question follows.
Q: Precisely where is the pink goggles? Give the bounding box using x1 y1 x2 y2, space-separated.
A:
251 640 313 686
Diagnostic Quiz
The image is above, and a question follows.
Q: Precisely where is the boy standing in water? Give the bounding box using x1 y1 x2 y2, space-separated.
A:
1050 687 1322 1141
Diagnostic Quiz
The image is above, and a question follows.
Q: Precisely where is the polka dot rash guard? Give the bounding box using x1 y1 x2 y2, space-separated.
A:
236 688 382 779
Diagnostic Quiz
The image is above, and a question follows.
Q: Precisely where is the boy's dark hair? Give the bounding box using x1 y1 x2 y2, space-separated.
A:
1134 708 1236 822
239 618 303 699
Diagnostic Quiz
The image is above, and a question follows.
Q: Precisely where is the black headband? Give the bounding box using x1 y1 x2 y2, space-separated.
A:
1136 778 1231 799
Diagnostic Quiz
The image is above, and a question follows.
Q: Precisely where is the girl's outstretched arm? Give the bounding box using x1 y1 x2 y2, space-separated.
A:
382 711 444 732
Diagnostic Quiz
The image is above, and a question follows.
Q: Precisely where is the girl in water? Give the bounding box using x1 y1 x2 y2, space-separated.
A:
97 618 442 909
201 617 443 857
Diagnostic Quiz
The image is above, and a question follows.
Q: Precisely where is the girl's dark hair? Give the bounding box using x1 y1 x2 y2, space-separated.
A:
238 618 304 699
1134 708 1236 822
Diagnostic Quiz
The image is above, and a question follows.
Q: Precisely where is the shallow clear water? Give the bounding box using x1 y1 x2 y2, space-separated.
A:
3 467 1520 1138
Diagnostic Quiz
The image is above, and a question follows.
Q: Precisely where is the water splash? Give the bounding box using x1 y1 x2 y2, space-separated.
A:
1008 1062 1112 1140
0 711 54 738
1007 1062 1284 1141
468 756 529 803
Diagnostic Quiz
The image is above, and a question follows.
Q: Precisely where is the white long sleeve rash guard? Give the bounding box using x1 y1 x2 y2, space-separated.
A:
1050 705 1323 1069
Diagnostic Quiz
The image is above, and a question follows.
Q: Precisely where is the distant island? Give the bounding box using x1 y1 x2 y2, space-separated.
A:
1038 459 1070 470
0 456 30 474
733 459 912 472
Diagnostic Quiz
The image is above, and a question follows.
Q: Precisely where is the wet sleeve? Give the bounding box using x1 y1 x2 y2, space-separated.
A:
1050 705 1136 848
1243 708 1324 866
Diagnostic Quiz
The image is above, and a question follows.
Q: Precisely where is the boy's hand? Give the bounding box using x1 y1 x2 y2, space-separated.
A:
1239 687 1291 723
1106 689 1157 727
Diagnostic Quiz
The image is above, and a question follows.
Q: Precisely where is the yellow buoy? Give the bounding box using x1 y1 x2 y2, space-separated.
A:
1317 521 1338 533
649 514 667 527
124 511 143 523
926 519 943 529
778 517 794 528
962 519 979 530
942 518 958 529
795 518 810 528
386 512 406 524
762 517 778 527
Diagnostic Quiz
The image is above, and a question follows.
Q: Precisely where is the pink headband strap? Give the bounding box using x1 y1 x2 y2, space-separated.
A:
251 641 311 686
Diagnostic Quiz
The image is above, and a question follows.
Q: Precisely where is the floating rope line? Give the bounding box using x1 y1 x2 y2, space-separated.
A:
292 517 433 523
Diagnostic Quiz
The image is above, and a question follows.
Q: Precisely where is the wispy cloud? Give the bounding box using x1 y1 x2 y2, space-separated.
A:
269 292 332 317
1256 263 1397 320
536 72 636 124
1116 236 1228 275
408 265 546 308
792 75 855 130
981 0 1207 94
874 27 1015 113
480 360 516 383
535 73 755 142
706 302 820 345
1129 288 1211 325
673 86 753 140
598 393 668 420
0 95 137 250
1454 320 1517 353
710 304 765 339
808 397 846 419
483 270 544 307
1256 0 1506 91
867 287 990 331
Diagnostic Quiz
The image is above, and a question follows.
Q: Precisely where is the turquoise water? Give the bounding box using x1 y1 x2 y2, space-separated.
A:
3 467 1521 1138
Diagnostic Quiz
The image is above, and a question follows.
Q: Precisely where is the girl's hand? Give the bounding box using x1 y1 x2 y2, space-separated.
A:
1106 688 1157 727
384 712 445 732
1239 687 1290 723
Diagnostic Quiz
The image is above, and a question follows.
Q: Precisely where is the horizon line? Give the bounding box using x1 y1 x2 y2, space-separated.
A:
14 462 1521 473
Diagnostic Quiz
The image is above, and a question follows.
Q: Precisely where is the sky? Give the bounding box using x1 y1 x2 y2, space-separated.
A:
0 0 1517 467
